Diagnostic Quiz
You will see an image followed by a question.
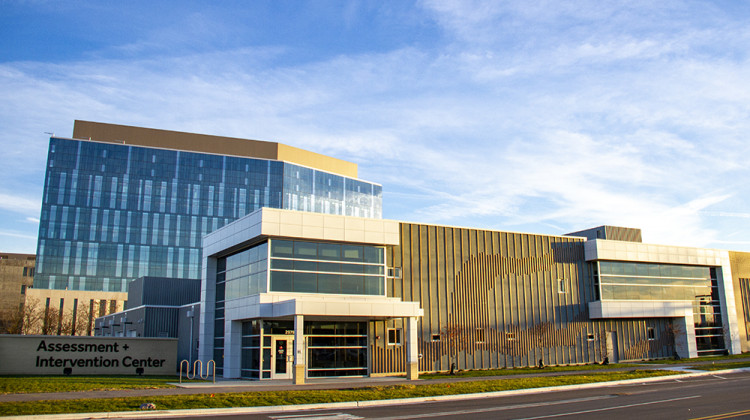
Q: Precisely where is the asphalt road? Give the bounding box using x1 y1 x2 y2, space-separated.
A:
170 370 750 420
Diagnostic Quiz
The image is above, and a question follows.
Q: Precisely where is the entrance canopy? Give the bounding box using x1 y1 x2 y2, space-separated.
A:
225 293 423 321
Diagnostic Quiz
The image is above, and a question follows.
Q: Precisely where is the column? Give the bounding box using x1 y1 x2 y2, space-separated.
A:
674 310 698 359
223 320 242 378
293 314 305 384
717 263 742 354
406 316 419 380
198 256 217 366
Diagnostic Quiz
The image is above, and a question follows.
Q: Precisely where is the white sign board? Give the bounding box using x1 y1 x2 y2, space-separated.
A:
0 335 177 375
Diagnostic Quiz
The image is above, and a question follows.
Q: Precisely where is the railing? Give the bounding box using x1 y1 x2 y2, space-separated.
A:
179 359 216 383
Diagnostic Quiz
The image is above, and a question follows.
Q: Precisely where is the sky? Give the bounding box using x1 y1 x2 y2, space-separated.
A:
1 0 749 254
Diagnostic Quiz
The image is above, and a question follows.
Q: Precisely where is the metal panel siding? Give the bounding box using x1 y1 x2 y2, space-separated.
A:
144 307 180 337
177 304 200 364
605 226 643 242
126 278 144 309
141 277 200 306
566 225 642 242
374 223 676 374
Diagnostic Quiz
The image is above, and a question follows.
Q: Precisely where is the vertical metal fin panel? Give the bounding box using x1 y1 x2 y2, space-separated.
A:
373 223 675 374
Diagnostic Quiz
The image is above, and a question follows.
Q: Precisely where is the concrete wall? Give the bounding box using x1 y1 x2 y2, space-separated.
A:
0 335 177 375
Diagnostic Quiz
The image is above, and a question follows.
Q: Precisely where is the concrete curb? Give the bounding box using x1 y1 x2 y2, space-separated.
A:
6 368 749 420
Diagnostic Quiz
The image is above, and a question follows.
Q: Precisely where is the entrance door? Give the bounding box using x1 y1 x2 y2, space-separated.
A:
271 337 293 379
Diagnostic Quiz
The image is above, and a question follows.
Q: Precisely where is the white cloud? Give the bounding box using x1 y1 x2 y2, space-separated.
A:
0 193 41 215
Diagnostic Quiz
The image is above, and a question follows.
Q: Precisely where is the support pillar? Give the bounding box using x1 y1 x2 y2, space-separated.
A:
405 316 419 380
293 314 305 384
223 320 242 378
674 310 698 359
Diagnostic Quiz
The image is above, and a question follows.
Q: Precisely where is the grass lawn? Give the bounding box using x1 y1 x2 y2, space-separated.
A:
421 363 632 379
0 376 186 395
0 370 680 416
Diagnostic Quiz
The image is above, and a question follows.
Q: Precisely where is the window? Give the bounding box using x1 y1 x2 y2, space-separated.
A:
387 267 402 278
647 327 656 341
506 332 515 341
476 328 485 343
431 334 441 342
269 239 385 296
587 333 595 341
558 278 567 294
387 328 402 346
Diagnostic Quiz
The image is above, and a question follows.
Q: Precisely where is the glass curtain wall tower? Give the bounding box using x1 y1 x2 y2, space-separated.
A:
35 121 382 293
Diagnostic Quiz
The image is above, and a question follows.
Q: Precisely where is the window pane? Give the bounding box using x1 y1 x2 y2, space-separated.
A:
318 273 341 293
317 262 341 273
271 259 294 269
364 264 384 275
341 275 364 294
271 240 293 258
363 246 383 264
294 260 317 271
342 245 363 262
364 276 383 295
270 271 293 292
341 263 364 274
318 243 341 261
293 272 317 293
294 241 317 258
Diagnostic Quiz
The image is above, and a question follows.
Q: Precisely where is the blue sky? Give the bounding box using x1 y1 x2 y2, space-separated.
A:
1 0 750 253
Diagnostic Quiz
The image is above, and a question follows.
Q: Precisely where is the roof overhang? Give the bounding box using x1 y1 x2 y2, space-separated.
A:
225 293 423 321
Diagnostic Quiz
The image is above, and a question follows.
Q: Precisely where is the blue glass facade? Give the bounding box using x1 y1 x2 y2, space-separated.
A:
594 261 726 355
35 137 382 292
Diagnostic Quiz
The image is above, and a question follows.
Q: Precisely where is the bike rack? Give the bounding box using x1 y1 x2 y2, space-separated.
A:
179 359 216 383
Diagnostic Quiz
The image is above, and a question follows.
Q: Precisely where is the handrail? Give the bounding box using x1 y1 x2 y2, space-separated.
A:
179 359 216 383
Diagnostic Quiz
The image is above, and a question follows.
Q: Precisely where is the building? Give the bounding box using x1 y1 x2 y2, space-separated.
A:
0 253 118 336
36 121 382 293
67 122 749 382
198 209 422 382
96 277 201 365
24 288 126 335
33 121 382 334
196 210 747 384
0 253 36 333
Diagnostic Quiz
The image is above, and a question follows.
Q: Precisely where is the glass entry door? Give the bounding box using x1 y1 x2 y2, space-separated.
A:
271 337 293 379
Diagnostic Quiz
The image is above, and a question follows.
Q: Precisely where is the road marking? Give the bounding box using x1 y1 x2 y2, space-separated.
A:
514 395 701 419
690 408 750 420
363 395 616 419
269 414 364 420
